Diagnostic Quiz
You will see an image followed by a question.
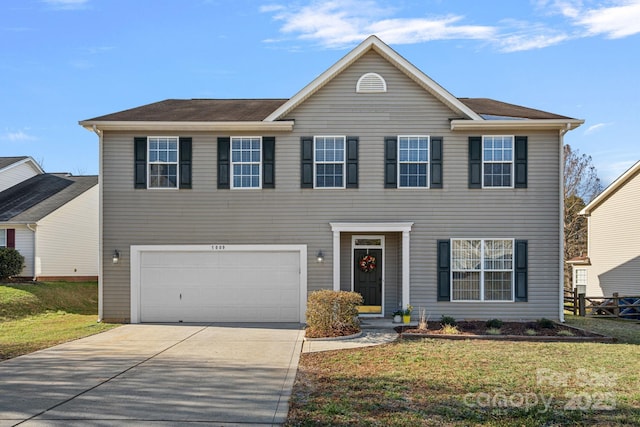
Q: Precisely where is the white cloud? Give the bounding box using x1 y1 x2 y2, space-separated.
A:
584 122 612 135
42 0 89 10
574 0 640 38
1 131 37 142
261 0 640 52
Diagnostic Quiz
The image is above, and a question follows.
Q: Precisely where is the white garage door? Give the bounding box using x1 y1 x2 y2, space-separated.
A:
134 246 304 323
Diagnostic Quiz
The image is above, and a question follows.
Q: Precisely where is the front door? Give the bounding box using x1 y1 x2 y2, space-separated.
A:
354 248 383 312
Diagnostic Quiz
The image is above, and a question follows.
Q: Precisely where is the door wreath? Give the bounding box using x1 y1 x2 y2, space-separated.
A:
359 254 377 272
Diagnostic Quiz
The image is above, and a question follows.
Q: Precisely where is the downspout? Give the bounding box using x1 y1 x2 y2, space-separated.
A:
558 123 571 322
26 223 37 280
92 125 104 322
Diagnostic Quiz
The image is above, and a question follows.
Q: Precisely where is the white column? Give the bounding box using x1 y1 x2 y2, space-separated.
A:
402 230 410 308
333 230 341 291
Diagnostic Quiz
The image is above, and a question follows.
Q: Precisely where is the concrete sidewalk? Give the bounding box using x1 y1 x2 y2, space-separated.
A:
0 323 304 426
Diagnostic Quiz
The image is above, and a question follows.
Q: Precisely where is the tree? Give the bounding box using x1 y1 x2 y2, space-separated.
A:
563 144 603 289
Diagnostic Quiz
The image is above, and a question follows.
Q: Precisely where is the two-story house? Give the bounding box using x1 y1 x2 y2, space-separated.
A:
80 36 582 323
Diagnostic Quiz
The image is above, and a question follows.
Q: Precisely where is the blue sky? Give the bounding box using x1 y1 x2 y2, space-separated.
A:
1 0 639 185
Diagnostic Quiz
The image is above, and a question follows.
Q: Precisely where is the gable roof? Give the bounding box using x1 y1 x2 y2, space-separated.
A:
0 174 97 223
580 160 640 215
264 35 482 122
0 156 44 175
80 35 583 133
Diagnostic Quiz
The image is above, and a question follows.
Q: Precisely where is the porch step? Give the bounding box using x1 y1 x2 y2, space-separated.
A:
359 317 417 329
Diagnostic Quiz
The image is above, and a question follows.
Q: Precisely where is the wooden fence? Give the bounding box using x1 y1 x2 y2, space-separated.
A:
564 289 640 319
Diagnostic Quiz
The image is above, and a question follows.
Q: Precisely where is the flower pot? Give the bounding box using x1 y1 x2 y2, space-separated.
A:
403 314 411 324
393 314 402 323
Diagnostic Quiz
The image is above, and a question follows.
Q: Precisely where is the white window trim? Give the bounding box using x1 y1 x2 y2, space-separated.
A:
147 136 179 190
451 238 515 302
0 229 6 247
573 267 588 289
313 135 346 189
482 135 514 189
230 136 262 190
397 135 430 189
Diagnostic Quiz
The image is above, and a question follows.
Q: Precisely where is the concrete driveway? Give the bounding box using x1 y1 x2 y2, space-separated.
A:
0 323 304 426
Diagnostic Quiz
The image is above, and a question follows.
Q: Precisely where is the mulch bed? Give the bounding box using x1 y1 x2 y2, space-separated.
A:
396 321 615 342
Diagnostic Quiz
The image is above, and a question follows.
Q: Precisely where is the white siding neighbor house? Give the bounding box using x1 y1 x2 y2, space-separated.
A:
0 156 98 281
80 36 583 323
574 161 640 297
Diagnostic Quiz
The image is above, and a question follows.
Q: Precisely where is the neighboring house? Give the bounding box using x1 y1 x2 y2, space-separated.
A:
0 156 44 193
0 156 98 281
571 161 640 297
80 36 583 324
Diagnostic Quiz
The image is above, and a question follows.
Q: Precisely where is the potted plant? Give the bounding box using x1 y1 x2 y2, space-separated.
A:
392 310 403 323
403 304 413 324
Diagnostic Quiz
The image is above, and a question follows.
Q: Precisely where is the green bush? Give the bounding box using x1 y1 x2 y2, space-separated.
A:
306 290 363 338
0 248 25 280
537 318 556 329
485 318 503 329
440 315 457 326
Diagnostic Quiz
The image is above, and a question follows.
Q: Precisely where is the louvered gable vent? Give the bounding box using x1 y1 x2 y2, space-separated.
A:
356 72 387 93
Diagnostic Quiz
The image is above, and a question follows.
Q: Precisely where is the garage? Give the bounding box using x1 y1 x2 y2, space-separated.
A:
130 245 307 323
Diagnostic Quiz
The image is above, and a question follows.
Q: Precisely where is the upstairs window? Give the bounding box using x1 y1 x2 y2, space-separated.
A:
398 136 429 187
483 136 513 188
231 137 262 189
315 136 345 188
148 137 179 188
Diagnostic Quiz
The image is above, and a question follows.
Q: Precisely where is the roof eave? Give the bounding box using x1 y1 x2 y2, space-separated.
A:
264 35 482 122
579 160 640 215
450 119 584 131
80 120 295 132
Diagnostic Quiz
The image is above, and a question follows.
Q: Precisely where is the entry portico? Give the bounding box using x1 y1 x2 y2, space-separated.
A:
330 222 414 314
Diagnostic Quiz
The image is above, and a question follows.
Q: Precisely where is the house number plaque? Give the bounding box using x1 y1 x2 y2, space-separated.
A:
211 245 226 250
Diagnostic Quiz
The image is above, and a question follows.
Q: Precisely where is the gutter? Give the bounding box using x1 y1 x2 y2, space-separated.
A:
80 120 295 133
558 123 571 323
91 125 104 322
451 118 584 131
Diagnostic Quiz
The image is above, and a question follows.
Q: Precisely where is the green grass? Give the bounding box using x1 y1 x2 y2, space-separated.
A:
0 281 117 360
287 317 640 426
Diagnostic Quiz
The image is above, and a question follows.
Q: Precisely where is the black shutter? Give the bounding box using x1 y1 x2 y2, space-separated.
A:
384 137 397 188
301 137 314 188
217 137 230 189
134 137 147 189
437 240 451 301
6 229 15 248
346 136 358 188
262 137 275 189
468 136 482 188
179 137 192 189
515 240 528 302
430 137 443 188
514 136 528 188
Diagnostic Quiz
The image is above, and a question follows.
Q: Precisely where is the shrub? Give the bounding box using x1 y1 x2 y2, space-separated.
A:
537 318 556 329
441 315 457 326
0 248 25 280
441 324 460 334
557 329 575 337
305 290 363 338
485 318 503 329
486 327 502 335
525 329 538 336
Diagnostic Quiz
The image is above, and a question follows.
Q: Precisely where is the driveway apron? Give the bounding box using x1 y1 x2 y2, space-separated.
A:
0 323 304 426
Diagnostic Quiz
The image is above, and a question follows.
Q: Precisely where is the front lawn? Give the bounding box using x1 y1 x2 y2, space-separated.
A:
0 281 117 360
287 317 640 426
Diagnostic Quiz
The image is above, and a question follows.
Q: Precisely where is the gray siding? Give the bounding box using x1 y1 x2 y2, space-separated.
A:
101 51 562 321
585 169 640 296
